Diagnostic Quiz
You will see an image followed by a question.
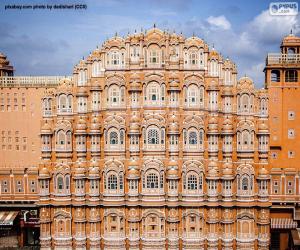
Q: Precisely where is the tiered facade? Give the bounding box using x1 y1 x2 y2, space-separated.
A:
38 28 270 250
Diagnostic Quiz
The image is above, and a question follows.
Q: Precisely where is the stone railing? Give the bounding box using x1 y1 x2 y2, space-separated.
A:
266 53 300 65
0 76 72 87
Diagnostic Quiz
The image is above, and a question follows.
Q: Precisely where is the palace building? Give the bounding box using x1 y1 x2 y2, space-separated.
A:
37 27 271 250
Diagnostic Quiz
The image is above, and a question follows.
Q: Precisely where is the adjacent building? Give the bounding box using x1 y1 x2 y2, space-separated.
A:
38 28 270 250
0 54 67 247
265 32 300 250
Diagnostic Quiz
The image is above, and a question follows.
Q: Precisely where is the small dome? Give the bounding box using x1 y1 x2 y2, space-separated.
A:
258 166 269 177
91 80 102 91
222 162 234 179
89 167 100 177
76 117 87 131
208 160 218 169
41 121 52 134
166 167 179 179
0 53 10 66
208 116 218 125
129 81 142 91
90 116 101 132
76 87 88 96
74 166 85 177
127 166 140 179
168 122 179 134
222 86 233 96
238 76 253 87
208 116 218 133
128 158 139 168
169 80 180 90
207 80 219 90
168 159 178 167
209 48 219 57
129 114 140 134
222 118 233 133
258 121 269 133
207 167 219 179
39 166 50 177
130 113 140 123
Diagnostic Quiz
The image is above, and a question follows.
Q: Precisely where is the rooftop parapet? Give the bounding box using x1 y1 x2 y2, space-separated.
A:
0 76 72 88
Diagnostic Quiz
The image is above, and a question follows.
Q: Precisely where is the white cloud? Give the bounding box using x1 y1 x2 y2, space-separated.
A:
206 15 231 30
246 10 300 44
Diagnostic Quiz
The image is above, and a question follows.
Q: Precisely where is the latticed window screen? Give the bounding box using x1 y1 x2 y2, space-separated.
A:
110 131 118 145
148 129 159 144
147 173 159 188
189 131 197 145
187 175 198 190
108 175 117 190
242 176 249 191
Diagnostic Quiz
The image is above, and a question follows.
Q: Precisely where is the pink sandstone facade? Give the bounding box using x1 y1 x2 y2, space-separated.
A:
0 27 299 250
38 28 270 250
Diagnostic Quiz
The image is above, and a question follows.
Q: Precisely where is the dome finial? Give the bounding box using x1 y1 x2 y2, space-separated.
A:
153 23 156 28
290 29 293 35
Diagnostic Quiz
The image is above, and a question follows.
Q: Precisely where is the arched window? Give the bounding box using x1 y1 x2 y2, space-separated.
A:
78 70 87 86
242 176 249 190
241 94 249 112
288 48 295 54
187 175 198 190
147 82 160 103
189 131 197 145
271 70 280 82
189 52 198 65
65 175 70 191
66 131 72 150
285 70 298 82
58 94 67 110
57 176 64 191
149 50 159 64
146 173 159 189
260 98 268 115
108 174 118 190
109 85 120 105
242 130 249 145
110 131 118 145
187 84 198 106
57 130 65 145
111 51 120 65
43 98 52 115
209 60 218 76
120 130 124 144
148 128 159 144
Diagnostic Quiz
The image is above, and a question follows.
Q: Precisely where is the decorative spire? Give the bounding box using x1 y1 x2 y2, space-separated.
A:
153 23 156 28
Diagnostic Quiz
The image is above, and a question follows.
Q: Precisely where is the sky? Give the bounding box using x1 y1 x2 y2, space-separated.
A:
0 0 299 87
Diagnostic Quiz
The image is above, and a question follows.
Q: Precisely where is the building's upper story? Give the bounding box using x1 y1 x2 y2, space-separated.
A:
265 32 300 87
72 27 237 86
